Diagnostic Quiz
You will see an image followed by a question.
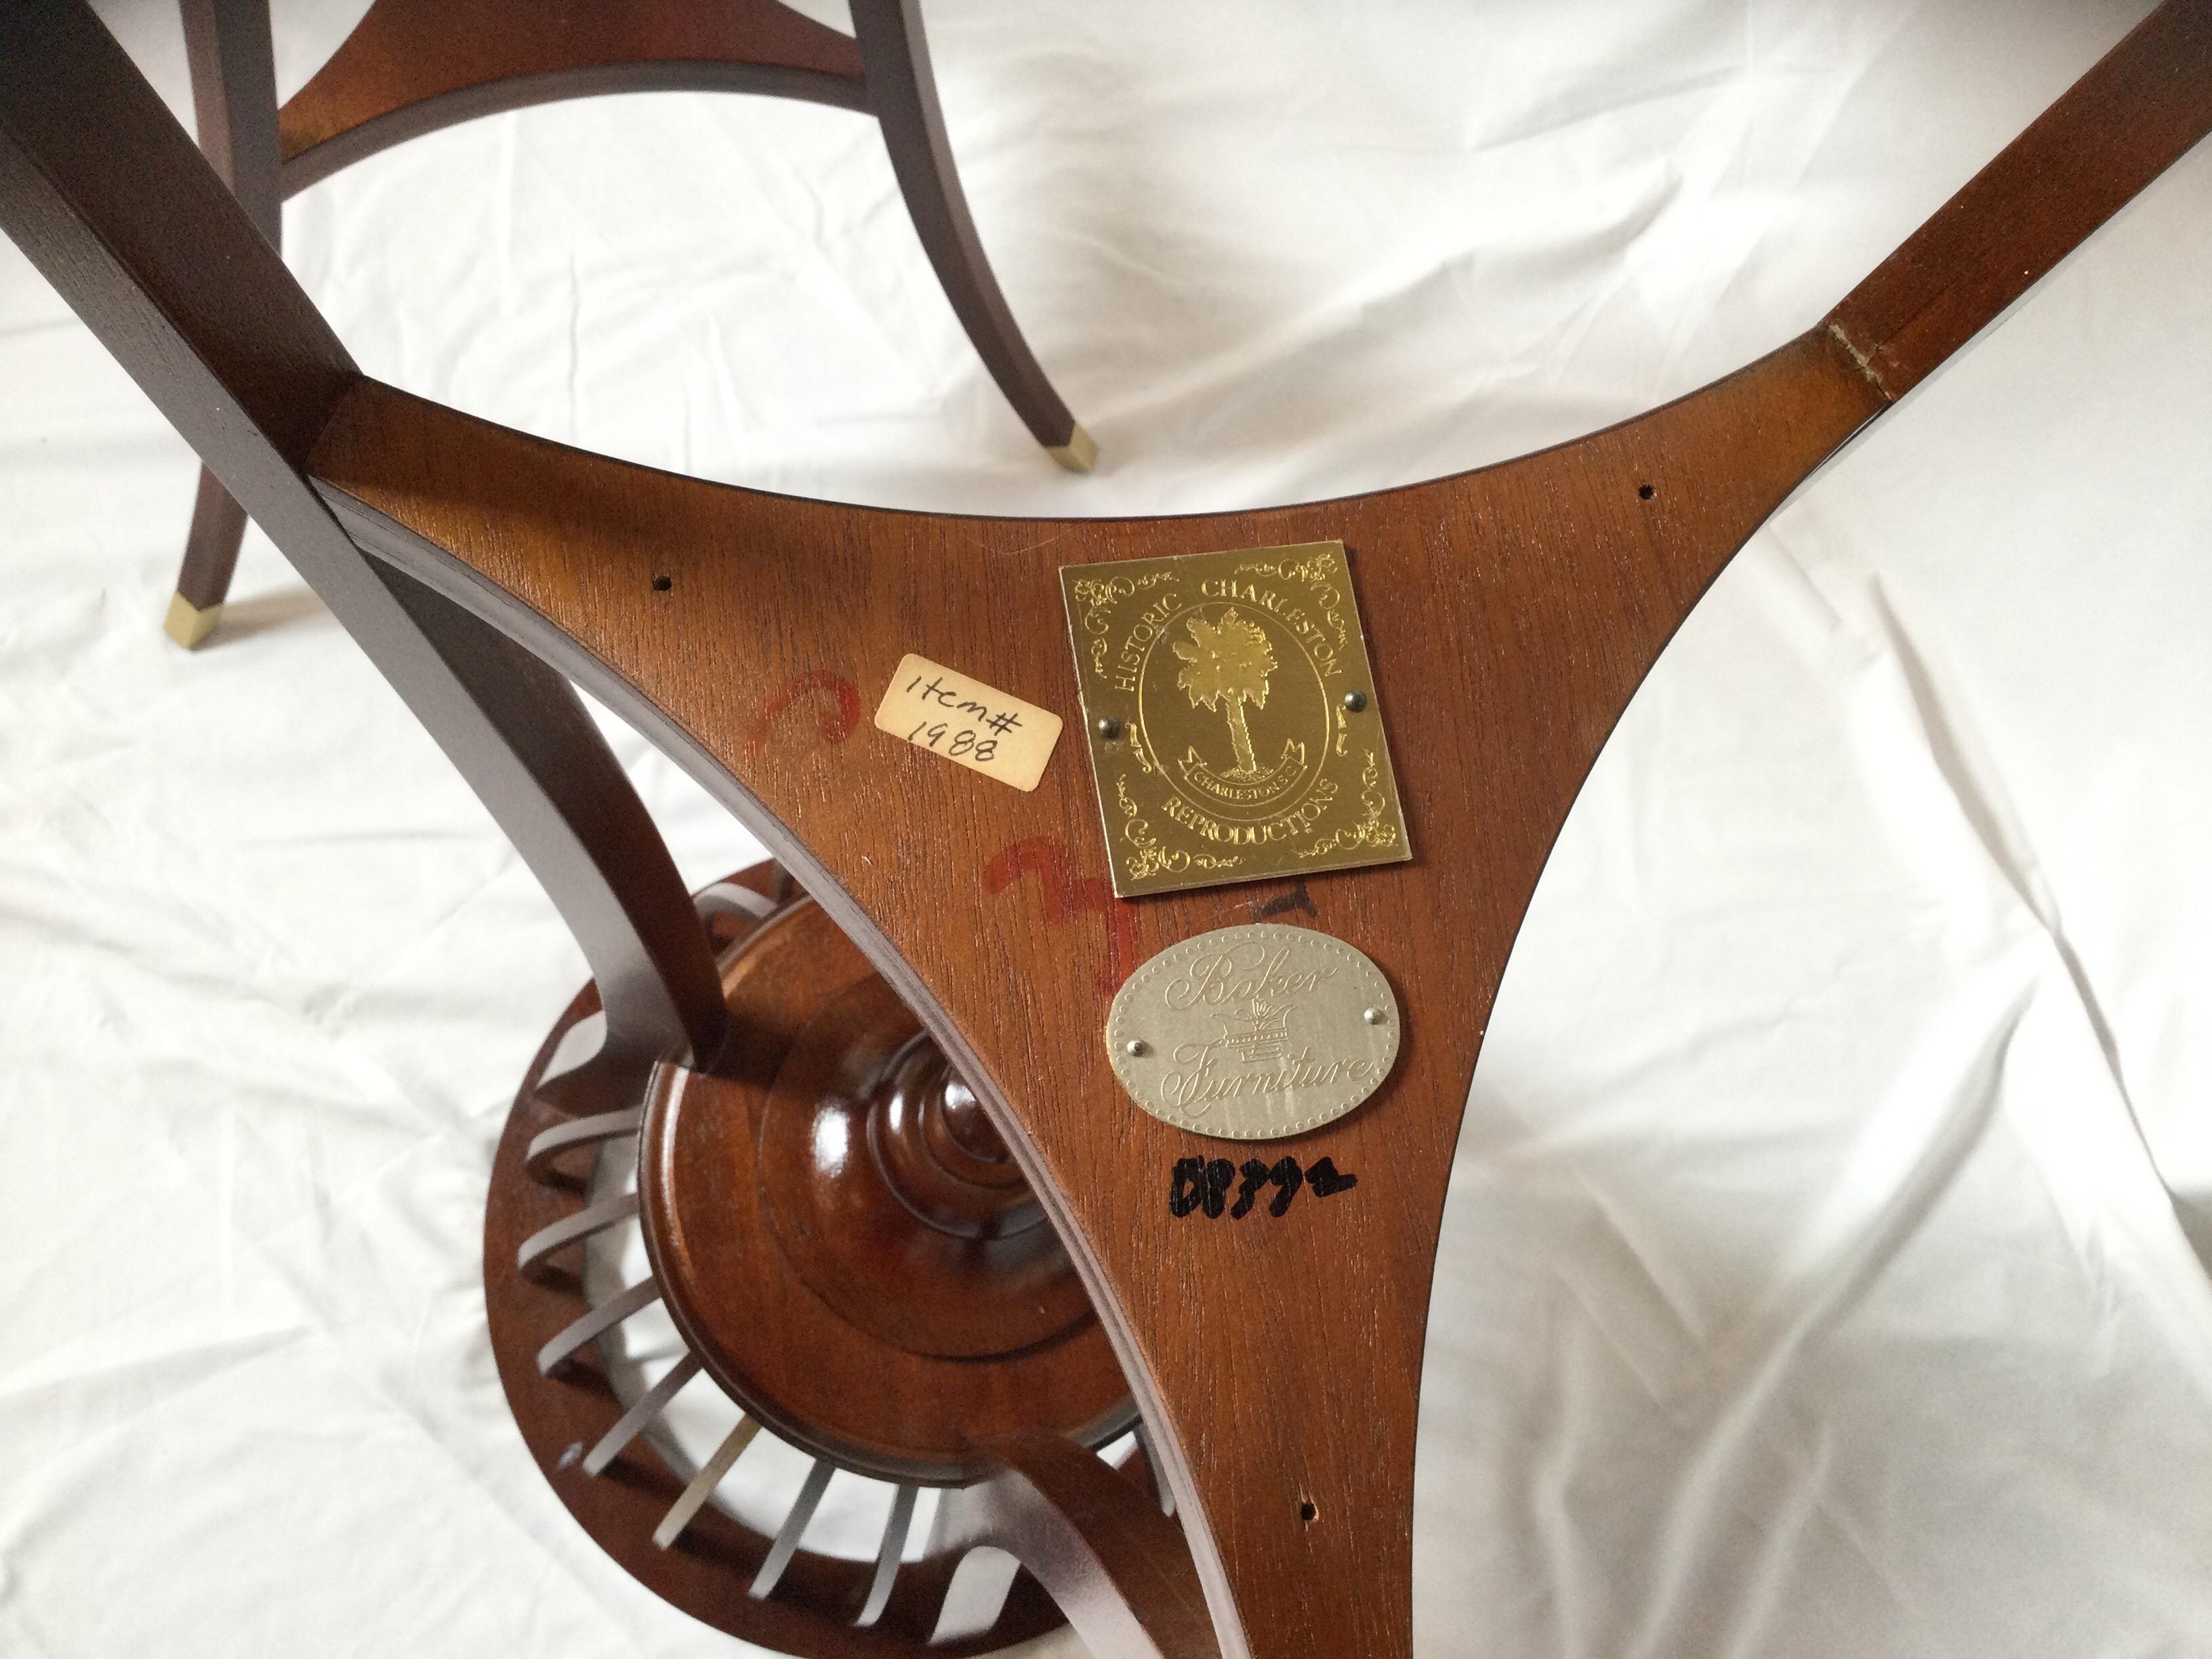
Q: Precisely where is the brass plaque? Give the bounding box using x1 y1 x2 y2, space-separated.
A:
1059 541 1410 897
1105 923 1400 1141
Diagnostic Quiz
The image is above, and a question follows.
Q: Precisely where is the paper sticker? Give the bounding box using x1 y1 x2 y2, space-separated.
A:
874 653 1063 792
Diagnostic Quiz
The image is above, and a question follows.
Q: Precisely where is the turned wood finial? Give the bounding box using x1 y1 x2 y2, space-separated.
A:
637 899 1130 1483
870 1034 1036 1240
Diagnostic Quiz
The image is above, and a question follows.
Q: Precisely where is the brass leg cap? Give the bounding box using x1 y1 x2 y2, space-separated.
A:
163 592 222 649
1046 423 1097 474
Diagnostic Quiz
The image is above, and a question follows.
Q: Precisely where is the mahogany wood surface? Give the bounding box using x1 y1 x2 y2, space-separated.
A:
171 0 284 619
174 465 253 615
306 10 2212 1646
10 0 2211 1650
314 328 1882 1658
182 0 280 236
1830 0 2212 401
277 0 869 191
752 965 1097 1359
640 898 1134 1484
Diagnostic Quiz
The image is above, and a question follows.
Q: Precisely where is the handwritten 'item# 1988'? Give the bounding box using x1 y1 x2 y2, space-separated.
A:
1061 542 1412 898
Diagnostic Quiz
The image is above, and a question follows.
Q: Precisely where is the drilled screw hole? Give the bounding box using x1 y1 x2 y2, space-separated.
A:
1637 483 1656 501
651 574 673 592
1298 1500 1318 1524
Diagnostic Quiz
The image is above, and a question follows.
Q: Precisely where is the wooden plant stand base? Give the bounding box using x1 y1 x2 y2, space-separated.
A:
487 861 1206 1655
5 3 2209 1654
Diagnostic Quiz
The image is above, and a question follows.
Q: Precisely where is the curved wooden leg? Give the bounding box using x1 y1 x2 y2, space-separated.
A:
375 560 733 1078
167 0 283 648
4 0 730 1082
166 466 245 646
273 0 872 191
851 0 1095 470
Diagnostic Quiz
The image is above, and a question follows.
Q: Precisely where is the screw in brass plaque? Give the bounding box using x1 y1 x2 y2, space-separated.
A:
1105 923 1401 1141
1059 541 1411 899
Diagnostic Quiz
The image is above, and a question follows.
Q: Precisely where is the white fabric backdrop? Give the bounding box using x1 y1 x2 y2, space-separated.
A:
2 0 2209 1654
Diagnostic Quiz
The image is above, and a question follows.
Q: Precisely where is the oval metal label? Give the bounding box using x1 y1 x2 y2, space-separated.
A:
1105 923 1399 1141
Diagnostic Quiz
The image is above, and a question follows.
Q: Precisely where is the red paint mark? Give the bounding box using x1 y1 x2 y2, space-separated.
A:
745 670 860 756
984 836 1137 994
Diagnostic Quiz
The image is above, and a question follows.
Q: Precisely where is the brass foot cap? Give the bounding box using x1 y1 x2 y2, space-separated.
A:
163 592 222 649
1046 424 1097 474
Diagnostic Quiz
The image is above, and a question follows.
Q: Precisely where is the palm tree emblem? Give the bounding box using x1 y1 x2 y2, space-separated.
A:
1173 607 1275 779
